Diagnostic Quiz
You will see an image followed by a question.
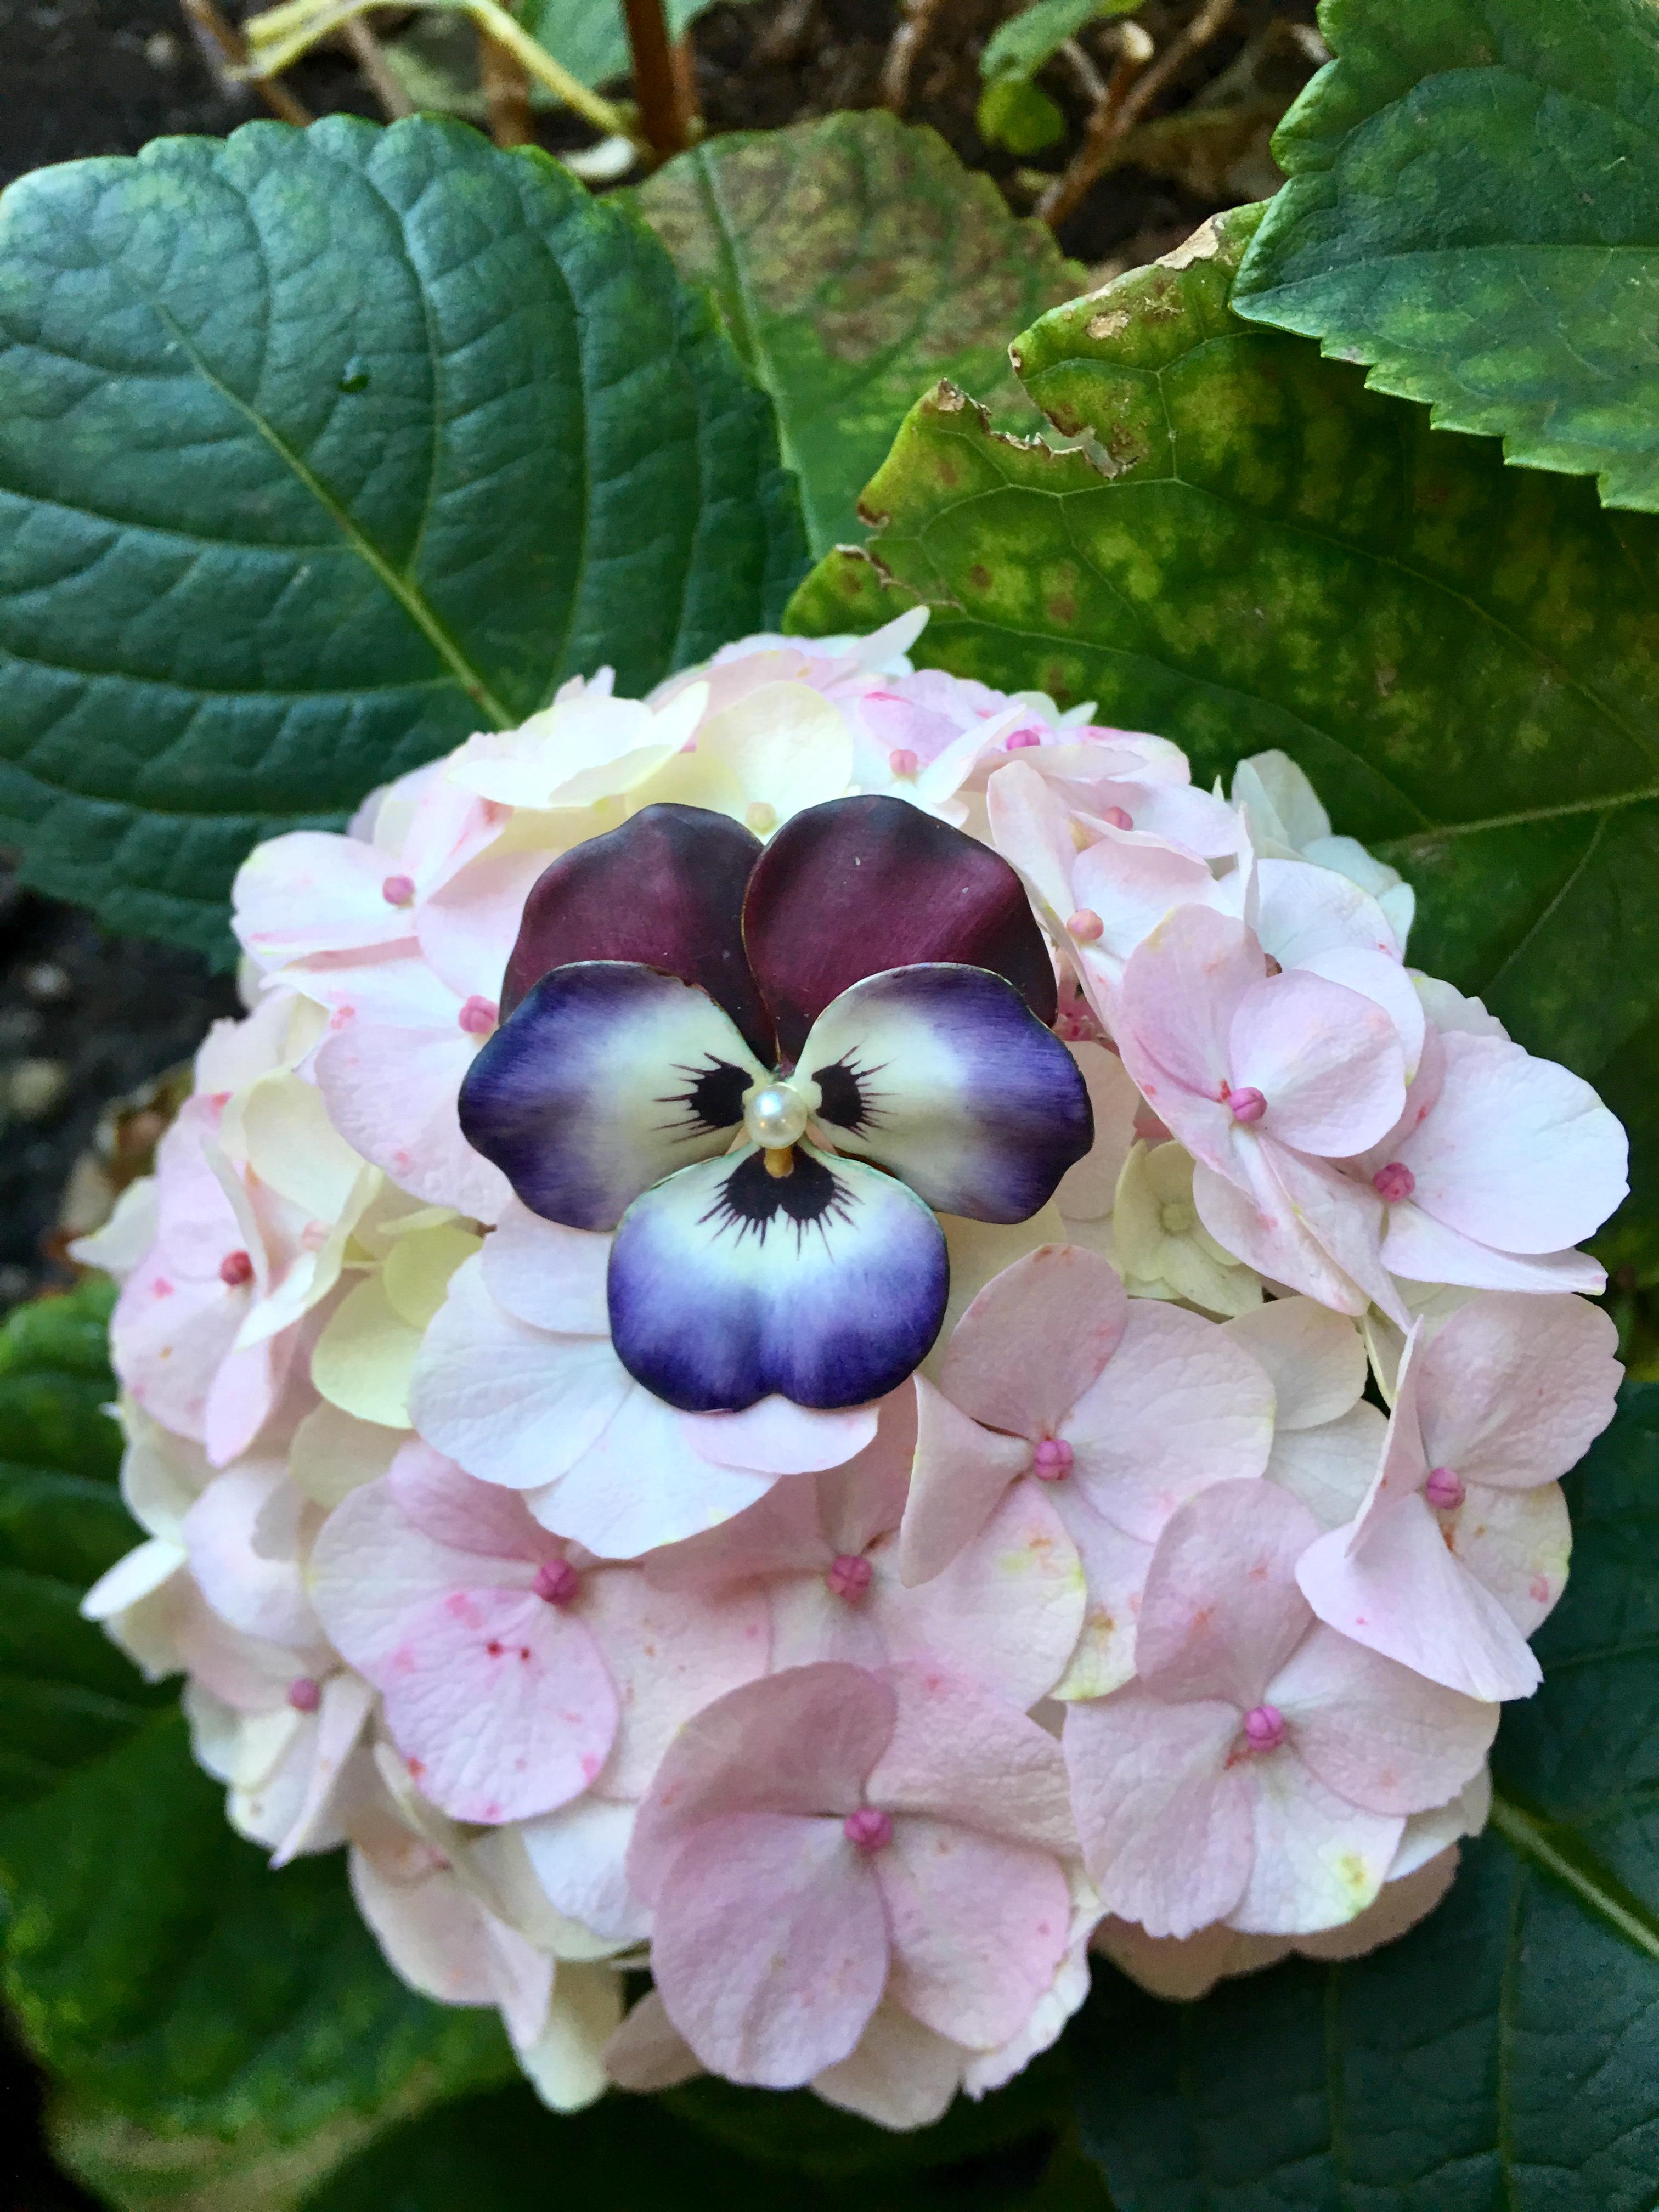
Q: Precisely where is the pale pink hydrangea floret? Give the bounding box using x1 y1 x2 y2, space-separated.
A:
1064 1481 1497 1938
901 1243 1275 1698
1114 905 1411 1321
309 1441 768 1824
409 1204 877 1557
645 1388 1086 1710
628 1661 1077 2087
1297 1292 1620 1700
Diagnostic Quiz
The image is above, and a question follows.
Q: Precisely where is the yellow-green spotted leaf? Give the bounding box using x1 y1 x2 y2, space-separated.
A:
786 202 1659 1271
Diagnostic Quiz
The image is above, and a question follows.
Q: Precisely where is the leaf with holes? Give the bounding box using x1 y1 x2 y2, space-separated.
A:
636 113 1083 554
0 114 803 956
0 1278 168 1819
1070 1381 1659 2212
786 202 1659 1272
1232 0 1659 512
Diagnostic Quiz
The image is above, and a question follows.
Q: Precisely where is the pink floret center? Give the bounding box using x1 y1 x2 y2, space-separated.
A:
380 873 416 907
459 994 499 1036
843 1805 893 1853
1243 1703 1286 1753
1067 909 1105 944
286 1675 322 1713
219 1248 254 1287
1225 1085 1267 1123
888 748 919 779
1372 1160 1416 1203
1005 728 1043 751
534 1558 582 1606
1101 805 1133 831
826 1552 874 1601
1424 1466 1465 1511
1032 1436 1074 1481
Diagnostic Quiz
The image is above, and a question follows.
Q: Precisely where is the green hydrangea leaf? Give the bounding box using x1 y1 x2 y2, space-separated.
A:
636 113 1083 554
0 114 804 958
786 201 1659 1271
298 2078 1110 2211
519 0 764 91
3 1706 513 2146
978 77 1069 159
1231 0 1659 512
980 0 1142 83
0 1280 170 1821
0 1289 511 2190
1071 1383 1659 2211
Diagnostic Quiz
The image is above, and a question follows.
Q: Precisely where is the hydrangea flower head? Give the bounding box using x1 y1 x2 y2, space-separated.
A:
70 623 1630 2125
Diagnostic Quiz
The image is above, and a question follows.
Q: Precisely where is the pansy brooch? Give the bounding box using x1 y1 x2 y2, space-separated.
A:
459 796 1093 1412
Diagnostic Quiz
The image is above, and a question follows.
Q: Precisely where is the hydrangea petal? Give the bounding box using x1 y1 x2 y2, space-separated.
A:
812 2004 963 2131
316 1021 510 1220
1448 1479 1572 1635
1063 1689 1252 1938
1296 1492 1541 1701
1133 1480 1318 1709
410 1257 634 1491
939 1243 1128 1442
377 1585 617 1822
523 1384 778 1558
460 963 768 1232
871 1485 1086 1710
607 1143 947 1413
1229 1756 1400 1937
1392 1032 1628 1254
743 794 1058 1060
1413 1291 1620 1488
797 967 1093 1223
876 1816 1071 2051
866 1662 1074 1857
1268 1625 1497 1816
521 1797 647 1943
897 1376 1032 1589
578 1566 768 1799
1064 1302 1276 1544
480 1204 611 1335
630 1664 894 1897
648 1813 888 2088
1227 970 1405 1156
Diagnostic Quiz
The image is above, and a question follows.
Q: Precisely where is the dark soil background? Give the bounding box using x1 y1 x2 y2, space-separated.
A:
0 15 1316 2188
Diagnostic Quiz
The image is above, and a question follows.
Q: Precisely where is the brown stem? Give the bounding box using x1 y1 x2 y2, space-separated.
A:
880 0 949 115
342 12 414 118
670 32 703 134
1037 0 1237 232
623 0 687 155
178 0 312 122
478 7 534 146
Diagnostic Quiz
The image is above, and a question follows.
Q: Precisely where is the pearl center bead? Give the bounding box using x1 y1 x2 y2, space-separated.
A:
744 1082 810 1150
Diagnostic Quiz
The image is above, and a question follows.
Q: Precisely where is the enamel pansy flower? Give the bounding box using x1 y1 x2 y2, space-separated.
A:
458 797 1093 1413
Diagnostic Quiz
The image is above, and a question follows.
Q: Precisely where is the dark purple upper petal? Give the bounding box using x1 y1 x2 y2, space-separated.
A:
741 795 1058 1063
460 961 767 1231
607 1143 948 1413
797 964 1094 1223
500 804 773 1060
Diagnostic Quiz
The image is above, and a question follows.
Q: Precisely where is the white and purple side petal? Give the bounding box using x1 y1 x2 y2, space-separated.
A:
460 963 768 1231
607 1143 948 1413
798 965 1093 1223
